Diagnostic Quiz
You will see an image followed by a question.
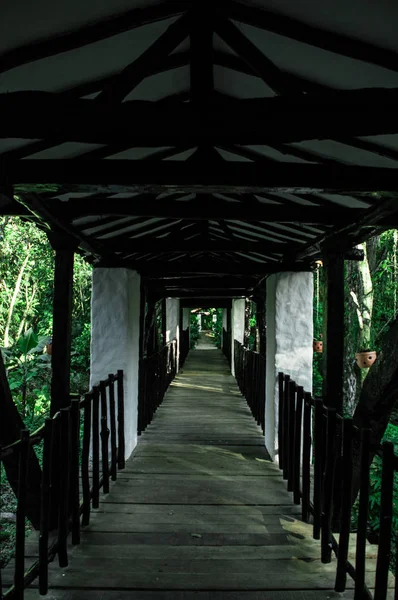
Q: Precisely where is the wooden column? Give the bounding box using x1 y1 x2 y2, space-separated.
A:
47 232 78 415
322 253 345 413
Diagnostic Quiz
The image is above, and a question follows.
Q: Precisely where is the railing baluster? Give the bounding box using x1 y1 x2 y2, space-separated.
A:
313 397 324 540
321 407 337 564
278 372 285 470
374 441 395 600
92 386 100 509
69 399 81 545
108 374 117 481
57 407 70 568
287 380 296 493
39 418 54 595
282 374 290 480
81 393 92 526
354 428 371 599
99 380 110 494
14 429 30 600
302 392 312 523
335 419 353 592
117 370 125 470
293 386 304 505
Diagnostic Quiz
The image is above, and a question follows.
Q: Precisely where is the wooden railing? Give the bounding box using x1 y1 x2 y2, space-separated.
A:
234 340 266 433
0 370 125 599
138 339 177 435
222 327 231 367
278 372 398 599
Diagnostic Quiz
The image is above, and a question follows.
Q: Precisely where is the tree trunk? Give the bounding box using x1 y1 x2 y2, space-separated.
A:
351 314 398 501
3 248 31 347
344 242 375 416
0 351 42 529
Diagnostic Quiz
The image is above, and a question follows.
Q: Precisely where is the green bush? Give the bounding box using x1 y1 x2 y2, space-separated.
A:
190 313 200 348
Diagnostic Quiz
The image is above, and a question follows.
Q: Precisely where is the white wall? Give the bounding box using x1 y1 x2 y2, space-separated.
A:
265 272 313 460
166 298 180 370
231 298 245 376
90 268 141 459
182 307 190 330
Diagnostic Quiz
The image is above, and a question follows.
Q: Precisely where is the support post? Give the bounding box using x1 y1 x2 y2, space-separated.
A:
265 272 313 460
322 253 345 413
47 232 78 415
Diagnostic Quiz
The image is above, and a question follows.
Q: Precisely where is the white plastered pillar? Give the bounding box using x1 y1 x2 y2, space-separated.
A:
166 298 181 371
90 268 141 459
265 272 313 460
231 298 245 376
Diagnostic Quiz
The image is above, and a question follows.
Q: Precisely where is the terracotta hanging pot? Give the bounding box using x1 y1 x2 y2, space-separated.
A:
355 350 377 369
313 340 323 353
46 343 53 355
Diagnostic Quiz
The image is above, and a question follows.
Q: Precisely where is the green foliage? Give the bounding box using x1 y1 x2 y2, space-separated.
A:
2 328 51 418
190 313 200 348
351 423 398 571
211 308 223 348
0 217 92 421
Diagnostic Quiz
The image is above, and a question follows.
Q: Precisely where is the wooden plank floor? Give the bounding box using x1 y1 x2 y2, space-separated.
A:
20 335 386 598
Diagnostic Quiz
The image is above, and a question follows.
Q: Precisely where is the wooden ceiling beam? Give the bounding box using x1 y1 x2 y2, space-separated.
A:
3 91 398 145
213 13 297 95
49 196 366 224
96 13 190 103
0 1 190 74
226 0 398 74
99 238 290 254
155 289 248 298
7 160 398 194
133 259 314 276
179 299 232 308
293 196 398 260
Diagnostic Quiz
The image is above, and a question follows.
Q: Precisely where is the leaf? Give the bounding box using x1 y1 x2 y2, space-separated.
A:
32 335 52 354
16 328 38 356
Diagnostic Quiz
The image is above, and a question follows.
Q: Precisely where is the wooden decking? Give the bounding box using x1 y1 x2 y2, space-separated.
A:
22 336 372 598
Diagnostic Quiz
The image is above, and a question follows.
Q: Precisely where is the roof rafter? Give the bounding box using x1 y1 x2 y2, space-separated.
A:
4 91 398 145
0 1 191 74
46 196 367 224
226 0 398 74
7 160 398 194
213 13 296 95
96 12 191 103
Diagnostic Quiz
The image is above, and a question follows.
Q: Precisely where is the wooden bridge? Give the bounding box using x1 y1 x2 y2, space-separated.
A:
11 336 383 599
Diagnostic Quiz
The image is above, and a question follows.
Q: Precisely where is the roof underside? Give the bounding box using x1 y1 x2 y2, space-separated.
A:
1 0 398 299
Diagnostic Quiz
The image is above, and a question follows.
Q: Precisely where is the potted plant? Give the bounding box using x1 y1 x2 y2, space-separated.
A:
313 334 323 353
355 347 377 369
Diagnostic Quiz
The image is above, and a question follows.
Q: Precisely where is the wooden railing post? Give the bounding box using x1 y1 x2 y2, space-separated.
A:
69 399 81 545
293 386 304 505
108 374 117 481
287 380 296 492
81 393 92 526
57 407 70 568
117 370 125 470
39 418 55 595
335 419 354 592
14 429 30 600
92 386 100 508
99 380 110 494
374 442 395 600
354 428 371 599
302 392 312 523
313 397 324 540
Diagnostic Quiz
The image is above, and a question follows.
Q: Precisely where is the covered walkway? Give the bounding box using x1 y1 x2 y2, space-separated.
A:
22 336 361 599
